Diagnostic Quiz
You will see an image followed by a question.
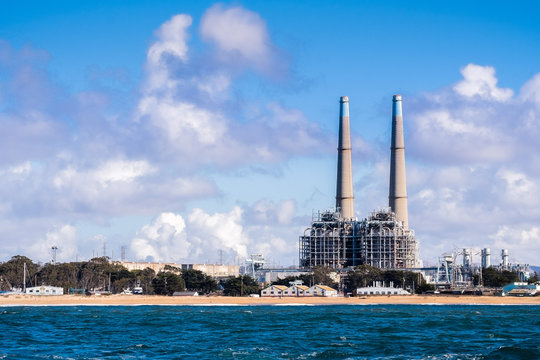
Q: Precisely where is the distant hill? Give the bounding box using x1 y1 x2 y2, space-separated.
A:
530 266 540 275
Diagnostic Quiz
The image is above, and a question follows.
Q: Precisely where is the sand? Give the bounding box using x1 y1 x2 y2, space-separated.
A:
1 294 539 306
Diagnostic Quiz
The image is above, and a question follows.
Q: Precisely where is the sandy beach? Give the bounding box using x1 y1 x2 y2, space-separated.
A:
1 294 539 306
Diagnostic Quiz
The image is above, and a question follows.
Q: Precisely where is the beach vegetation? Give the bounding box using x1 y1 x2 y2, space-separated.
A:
482 267 519 287
222 275 259 296
182 269 218 294
0 255 40 290
131 268 156 294
152 272 186 295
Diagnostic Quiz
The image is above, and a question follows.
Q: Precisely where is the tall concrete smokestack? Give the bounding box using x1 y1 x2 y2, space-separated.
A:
336 96 354 219
389 94 409 229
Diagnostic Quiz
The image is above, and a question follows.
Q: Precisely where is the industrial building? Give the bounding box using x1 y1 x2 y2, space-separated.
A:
299 95 419 270
433 248 532 287
119 261 239 279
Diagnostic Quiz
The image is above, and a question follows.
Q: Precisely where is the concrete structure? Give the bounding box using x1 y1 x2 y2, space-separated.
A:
25 286 64 295
388 95 408 229
119 261 239 278
310 284 338 297
463 248 472 269
284 284 311 297
336 96 355 220
481 248 491 268
299 96 419 270
501 249 509 269
261 285 288 297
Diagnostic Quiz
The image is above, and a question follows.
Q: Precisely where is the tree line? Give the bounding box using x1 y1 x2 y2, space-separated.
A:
0 255 258 296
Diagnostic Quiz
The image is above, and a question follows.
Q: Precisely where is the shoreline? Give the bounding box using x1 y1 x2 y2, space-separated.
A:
1 294 539 306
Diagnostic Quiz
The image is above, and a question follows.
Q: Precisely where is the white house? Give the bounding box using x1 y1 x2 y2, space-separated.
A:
310 285 338 297
25 286 64 295
284 284 311 297
261 285 288 297
356 286 410 296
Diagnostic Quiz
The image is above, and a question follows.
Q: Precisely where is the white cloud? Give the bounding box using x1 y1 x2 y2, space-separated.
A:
8 161 32 175
490 226 540 264
137 95 226 145
93 160 155 186
146 14 192 92
28 225 78 263
136 10 328 168
188 206 249 260
53 159 155 189
200 5 276 73
250 199 297 225
519 73 540 107
453 64 513 101
401 65 540 265
130 207 250 263
131 212 189 262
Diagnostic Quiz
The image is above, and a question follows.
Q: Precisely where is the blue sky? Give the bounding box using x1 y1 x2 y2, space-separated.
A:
1 1 540 266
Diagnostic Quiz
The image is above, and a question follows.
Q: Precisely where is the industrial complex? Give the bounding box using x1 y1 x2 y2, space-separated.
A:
295 95 533 291
299 95 420 270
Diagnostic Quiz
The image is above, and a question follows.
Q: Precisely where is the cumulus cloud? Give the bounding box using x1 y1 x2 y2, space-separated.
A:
131 212 189 262
200 4 282 75
128 200 305 265
453 64 513 101
130 207 249 263
136 9 329 169
146 14 192 92
27 225 78 263
399 64 540 264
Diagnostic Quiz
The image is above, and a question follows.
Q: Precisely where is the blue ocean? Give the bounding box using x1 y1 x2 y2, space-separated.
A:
1 305 539 359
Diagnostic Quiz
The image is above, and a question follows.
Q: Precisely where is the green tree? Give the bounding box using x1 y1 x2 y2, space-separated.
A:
528 272 539 284
0 255 39 290
271 276 301 287
37 262 80 291
482 267 519 287
222 275 259 296
344 265 383 293
182 269 218 294
295 266 339 288
131 268 156 294
152 272 185 295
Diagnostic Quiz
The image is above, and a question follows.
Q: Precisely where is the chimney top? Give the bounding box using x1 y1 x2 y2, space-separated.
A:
393 94 402 101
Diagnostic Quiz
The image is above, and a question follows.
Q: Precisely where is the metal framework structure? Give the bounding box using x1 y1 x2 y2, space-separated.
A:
299 208 418 270
359 209 417 269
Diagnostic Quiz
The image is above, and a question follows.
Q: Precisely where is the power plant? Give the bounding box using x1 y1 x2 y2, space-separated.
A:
299 95 419 270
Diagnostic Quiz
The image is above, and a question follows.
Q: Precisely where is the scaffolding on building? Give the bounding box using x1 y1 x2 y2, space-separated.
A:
360 209 418 269
299 208 418 270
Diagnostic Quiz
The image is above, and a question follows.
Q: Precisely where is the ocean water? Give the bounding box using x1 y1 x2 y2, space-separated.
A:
1 305 539 359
